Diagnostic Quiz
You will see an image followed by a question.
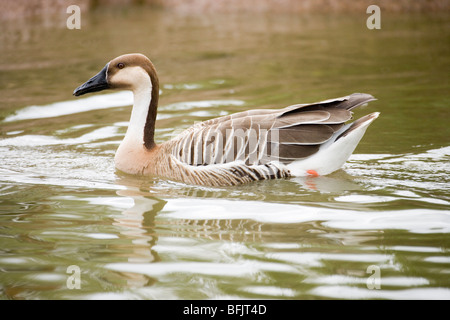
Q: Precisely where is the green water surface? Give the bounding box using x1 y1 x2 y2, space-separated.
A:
0 8 449 299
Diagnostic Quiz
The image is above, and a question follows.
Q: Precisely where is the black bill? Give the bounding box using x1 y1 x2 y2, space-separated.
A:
73 64 110 96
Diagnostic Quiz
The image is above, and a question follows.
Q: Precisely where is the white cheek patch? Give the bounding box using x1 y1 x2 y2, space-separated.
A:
109 66 151 91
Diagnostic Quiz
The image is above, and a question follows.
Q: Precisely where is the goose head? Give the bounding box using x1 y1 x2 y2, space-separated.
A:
73 53 158 96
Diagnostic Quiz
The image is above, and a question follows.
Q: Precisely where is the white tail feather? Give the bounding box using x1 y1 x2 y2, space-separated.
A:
287 112 379 176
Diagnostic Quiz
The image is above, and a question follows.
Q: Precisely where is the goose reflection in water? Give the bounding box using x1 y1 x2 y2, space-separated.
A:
109 169 366 288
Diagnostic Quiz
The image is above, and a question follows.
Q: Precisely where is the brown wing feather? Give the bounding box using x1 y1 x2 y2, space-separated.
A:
279 93 375 117
274 110 330 128
273 124 335 145
268 143 320 162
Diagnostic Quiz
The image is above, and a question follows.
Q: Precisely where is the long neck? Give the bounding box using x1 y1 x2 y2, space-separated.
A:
123 70 159 150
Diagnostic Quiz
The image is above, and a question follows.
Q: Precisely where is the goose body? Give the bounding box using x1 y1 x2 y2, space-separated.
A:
74 54 379 186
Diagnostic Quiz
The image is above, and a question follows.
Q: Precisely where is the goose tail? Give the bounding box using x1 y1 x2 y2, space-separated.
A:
287 112 380 176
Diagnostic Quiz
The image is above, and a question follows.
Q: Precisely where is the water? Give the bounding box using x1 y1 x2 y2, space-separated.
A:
0 8 449 300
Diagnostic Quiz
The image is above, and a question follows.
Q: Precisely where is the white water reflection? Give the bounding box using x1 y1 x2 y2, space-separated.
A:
311 286 450 300
4 91 133 122
162 198 450 233
3 91 244 123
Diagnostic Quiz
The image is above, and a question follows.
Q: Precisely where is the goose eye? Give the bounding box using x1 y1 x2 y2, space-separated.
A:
117 63 125 69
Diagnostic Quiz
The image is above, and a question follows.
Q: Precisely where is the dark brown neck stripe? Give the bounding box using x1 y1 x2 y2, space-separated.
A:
143 61 159 149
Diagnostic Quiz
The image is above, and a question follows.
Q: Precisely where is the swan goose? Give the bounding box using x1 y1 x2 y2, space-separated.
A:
74 53 379 186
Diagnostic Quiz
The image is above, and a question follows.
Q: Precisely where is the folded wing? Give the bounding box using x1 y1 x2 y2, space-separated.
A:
169 93 376 166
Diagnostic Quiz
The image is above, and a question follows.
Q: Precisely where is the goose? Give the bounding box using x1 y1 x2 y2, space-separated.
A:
74 53 379 186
